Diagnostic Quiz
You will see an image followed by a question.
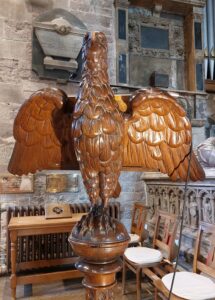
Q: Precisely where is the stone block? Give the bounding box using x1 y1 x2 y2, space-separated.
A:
207 94 215 121
3 20 32 42
69 10 112 29
129 55 172 87
176 60 185 90
0 0 32 22
0 39 29 60
0 102 20 122
0 142 14 163
69 0 113 10
196 96 207 119
118 191 145 203
0 81 24 104
192 127 206 148
69 0 113 17
59 82 79 96
120 171 142 182
0 123 13 139
21 79 53 97
0 18 4 37
0 58 19 84
53 0 70 9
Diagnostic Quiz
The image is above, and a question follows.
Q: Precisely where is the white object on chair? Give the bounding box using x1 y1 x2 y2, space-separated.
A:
124 246 163 265
129 233 140 244
162 271 215 300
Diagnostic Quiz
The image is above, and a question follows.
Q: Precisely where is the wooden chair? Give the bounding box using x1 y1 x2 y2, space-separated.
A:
146 221 215 300
122 210 179 300
129 202 149 246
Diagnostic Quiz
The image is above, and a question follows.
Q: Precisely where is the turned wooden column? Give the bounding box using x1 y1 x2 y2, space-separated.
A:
77 260 121 299
69 205 130 300
10 231 17 300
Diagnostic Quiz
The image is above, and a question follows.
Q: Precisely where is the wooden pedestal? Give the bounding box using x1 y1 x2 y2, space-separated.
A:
69 205 130 300
77 260 122 300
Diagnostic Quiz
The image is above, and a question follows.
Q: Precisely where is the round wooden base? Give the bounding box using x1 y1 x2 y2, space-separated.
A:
76 259 122 300
69 205 130 299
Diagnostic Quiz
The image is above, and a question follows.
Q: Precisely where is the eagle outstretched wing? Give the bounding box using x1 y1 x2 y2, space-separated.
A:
123 89 205 181
8 88 78 175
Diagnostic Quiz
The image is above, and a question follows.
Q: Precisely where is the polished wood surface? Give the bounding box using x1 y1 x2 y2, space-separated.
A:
72 31 124 207
205 79 215 92
193 221 215 276
7 31 205 299
8 214 84 231
8 88 79 175
184 13 196 91
130 203 149 245
8 32 205 207
8 213 85 300
123 89 204 182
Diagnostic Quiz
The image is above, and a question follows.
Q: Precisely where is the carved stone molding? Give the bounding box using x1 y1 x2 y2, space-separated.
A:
143 168 215 258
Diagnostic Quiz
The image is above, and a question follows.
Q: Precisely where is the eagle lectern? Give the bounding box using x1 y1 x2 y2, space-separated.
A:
8 31 205 299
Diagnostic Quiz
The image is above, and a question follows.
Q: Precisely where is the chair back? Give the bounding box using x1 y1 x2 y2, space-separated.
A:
130 202 148 238
153 210 179 262
193 221 215 278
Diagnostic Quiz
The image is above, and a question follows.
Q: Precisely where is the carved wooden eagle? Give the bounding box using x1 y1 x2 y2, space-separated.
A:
8 32 205 207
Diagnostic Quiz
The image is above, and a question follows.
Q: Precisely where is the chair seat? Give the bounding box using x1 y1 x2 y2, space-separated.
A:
162 271 215 300
129 233 140 243
124 246 163 265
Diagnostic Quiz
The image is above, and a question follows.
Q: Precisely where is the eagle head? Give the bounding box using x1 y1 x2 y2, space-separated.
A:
82 31 108 65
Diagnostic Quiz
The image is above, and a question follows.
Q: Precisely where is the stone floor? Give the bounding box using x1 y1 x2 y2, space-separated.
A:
0 276 156 300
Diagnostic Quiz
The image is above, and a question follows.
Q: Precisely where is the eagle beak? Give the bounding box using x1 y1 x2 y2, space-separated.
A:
91 31 96 41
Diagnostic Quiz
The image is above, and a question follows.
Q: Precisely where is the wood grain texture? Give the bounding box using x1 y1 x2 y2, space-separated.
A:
123 89 205 181
8 32 205 207
8 88 78 175
72 32 124 207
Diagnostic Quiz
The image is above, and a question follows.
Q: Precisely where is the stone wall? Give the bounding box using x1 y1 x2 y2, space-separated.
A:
0 0 117 174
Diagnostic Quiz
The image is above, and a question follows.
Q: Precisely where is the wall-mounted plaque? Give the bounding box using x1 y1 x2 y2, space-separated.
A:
141 26 169 50
46 173 79 193
0 175 34 194
32 8 87 83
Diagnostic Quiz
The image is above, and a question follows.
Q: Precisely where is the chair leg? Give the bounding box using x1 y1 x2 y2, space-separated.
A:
136 268 142 300
154 287 158 300
122 258 127 295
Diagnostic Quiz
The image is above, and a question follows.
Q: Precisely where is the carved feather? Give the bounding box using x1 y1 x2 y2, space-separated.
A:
72 32 123 205
123 89 205 181
8 88 78 175
8 32 205 208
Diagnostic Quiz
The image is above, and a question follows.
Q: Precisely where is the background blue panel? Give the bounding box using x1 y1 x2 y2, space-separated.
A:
118 9 126 40
194 22 202 50
141 26 169 49
119 54 127 83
